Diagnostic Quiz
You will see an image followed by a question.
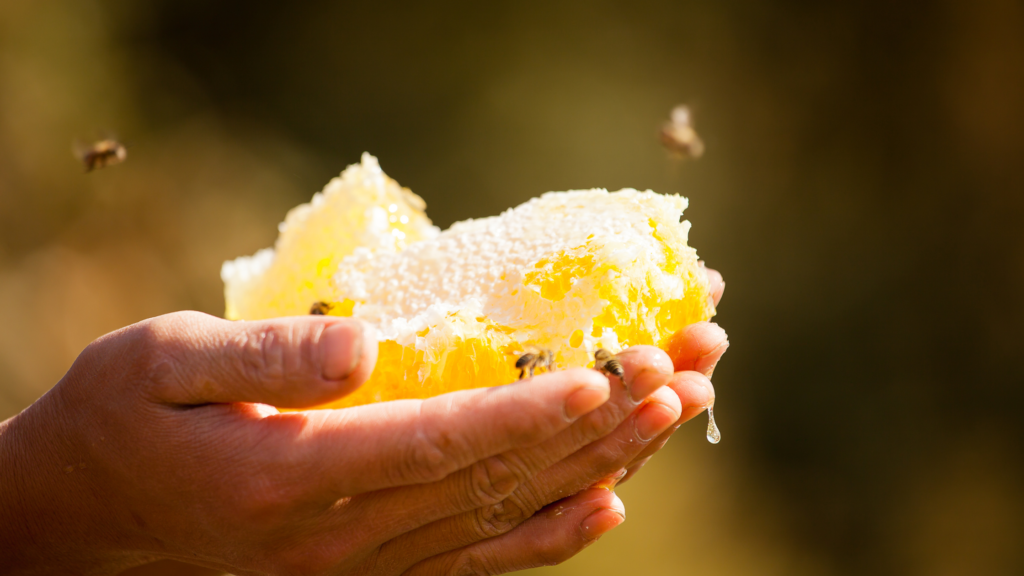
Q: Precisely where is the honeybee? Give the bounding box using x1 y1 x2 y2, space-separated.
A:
309 301 335 315
659 105 704 159
75 139 127 172
593 348 624 379
515 348 554 380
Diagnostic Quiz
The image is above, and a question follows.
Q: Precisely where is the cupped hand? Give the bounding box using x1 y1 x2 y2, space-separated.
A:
0 317 672 575
0 268 727 576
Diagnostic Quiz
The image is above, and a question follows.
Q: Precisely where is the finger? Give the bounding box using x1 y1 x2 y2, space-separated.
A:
664 321 729 377
619 371 716 475
373 385 680 573
589 468 628 491
257 368 611 498
618 457 650 486
333 346 671 546
615 345 676 402
402 488 625 576
521 385 681 503
138 311 378 408
705 266 726 307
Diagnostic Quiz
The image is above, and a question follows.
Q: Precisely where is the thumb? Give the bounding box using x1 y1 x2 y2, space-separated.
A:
138 311 378 408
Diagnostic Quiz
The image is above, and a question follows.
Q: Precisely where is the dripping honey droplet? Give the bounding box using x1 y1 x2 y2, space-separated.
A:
706 400 721 444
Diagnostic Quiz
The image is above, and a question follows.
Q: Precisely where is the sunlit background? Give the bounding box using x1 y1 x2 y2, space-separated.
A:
2 1 1022 575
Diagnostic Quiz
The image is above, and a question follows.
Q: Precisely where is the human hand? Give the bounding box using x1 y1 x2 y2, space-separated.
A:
0 307 709 575
614 265 729 485
404 268 729 572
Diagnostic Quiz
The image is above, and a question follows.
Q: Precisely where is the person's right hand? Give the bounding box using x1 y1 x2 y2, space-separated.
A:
0 310 709 576
615 265 729 485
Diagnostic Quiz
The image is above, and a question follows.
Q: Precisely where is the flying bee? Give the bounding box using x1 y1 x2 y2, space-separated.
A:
309 301 335 315
515 348 554 380
593 348 624 379
75 139 127 172
659 105 704 160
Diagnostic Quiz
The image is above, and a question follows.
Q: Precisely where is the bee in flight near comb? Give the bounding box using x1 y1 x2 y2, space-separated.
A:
75 139 127 172
515 348 555 380
660 105 704 160
593 348 624 379
309 301 335 315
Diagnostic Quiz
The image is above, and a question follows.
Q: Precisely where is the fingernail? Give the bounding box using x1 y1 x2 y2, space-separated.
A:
320 320 364 380
690 378 715 409
628 370 672 402
635 401 679 442
580 497 625 540
564 380 611 421
701 340 730 378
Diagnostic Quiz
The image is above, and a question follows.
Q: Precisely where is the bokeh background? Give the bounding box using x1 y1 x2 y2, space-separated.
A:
2 1 1022 574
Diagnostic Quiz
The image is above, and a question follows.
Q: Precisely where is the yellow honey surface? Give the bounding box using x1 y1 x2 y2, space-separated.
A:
223 155 715 409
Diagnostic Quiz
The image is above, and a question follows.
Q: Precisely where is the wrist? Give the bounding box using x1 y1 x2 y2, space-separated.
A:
0 386 134 574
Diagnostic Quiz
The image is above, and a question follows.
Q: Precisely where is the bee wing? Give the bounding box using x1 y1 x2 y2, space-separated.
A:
92 131 130 157
543 350 555 371
670 105 692 127
515 353 536 369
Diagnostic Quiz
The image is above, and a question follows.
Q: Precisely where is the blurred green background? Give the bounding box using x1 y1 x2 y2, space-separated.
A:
1 1 1022 574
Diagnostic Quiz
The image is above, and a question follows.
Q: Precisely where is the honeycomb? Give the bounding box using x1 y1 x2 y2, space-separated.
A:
222 154 715 408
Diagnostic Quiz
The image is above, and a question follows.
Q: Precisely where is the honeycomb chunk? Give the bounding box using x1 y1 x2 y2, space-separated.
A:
223 156 715 408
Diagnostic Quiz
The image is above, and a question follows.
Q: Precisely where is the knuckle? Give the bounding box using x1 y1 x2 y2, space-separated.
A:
569 402 626 447
140 356 180 397
471 495 532 540
404 426 457 483
124 315 195 395
130 315 179 359
227 322 316 399
130 332 172 379
237 325 289 383
402 404 464 483
142 310 193 334
504 484 546 520
138 310 209 351
114 313 217 401
463 455 522 508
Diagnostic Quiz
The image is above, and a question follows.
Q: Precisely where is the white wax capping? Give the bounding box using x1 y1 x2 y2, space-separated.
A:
331 188 692 351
